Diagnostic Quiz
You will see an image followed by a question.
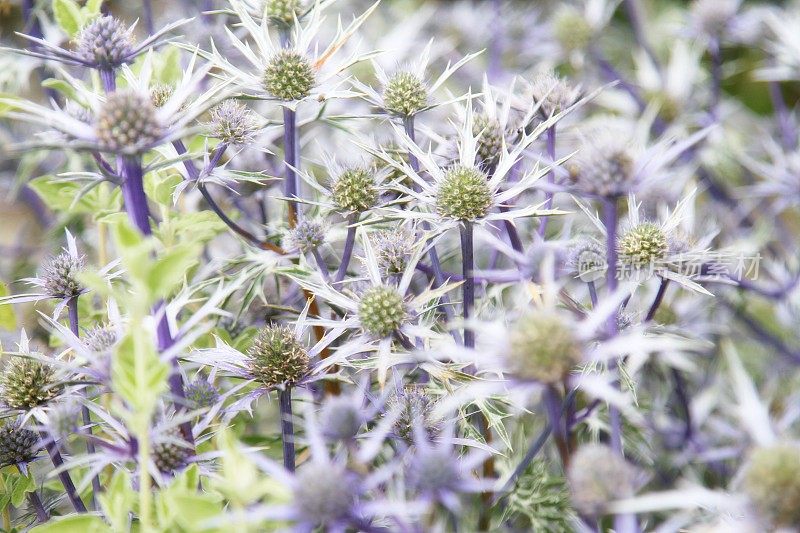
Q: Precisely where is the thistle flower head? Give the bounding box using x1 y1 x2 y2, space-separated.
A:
383 71 428 116
286 219 326 252
387 386 440 443
47 400 81 441
41 251 84 299
96 90 162 154
184 379 219 409
472 113 504 169
408 447 461 494
436 165 492 221
371 229 416 278
0 358 63 410
331 167 378 213
569 135 636 198
208 100 260 145
505 310 583 383
742 443 800 528
293 462 358 524
0 420 40 467
529 71 580 117
553 6 593 51
152 428 191 474
358 286 407 337
265 0 304 26
568 239 607 282
319 395 364 442
149 84 174 108
83 325 118 354
263 50 315 101
567 443 638 516
75 16 134 69
619 222 668 268
246 325 310 388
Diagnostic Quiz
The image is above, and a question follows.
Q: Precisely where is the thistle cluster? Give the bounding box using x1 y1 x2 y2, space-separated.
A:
263 50 316 101
246 325 310 387
568 239 606 281
208 100 260 145
742 443 800 528
568 136 636 198
505 311 583 383
387 386 440 442
371 229 415 278
286 219 326 252
435 165 492 221
293 462 358 524
83 325 118 353
0 421 39 467
320 396 364 442
358 286 407 337
0 358 62 410
152 428 192 474
41 251 84 299
266 0 304 26
383 72 428 116
184 379 220 409
618 222 668 267
567 444 638 515
331 167 378 213
529 71 580 117
472 114 504 169
75 16 134 69
96 90 162 153
149 84 174 108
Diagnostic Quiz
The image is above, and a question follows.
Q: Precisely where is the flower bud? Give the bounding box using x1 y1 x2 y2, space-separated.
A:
569 136 636 198
0 358 63 410
286 219 326 252
246 325 310 388
472 114 504 169
567 444 637 516
408 447 460 494
436 165 492 221
529 71 580 117
184 379 220 409
387 386 440 443
320 396 363 442
209 100 259 145
332 167 378 213
266 0 303 26
505 310 583 383
383 72 428 117
149 84 174 108
568 239 606 282
152 428 191 474
0 420 40 467
41 251 83 299
358 286 407 337
371 229 415 278
96 90 162 153
293 462 357 524
742 443 800 528
263 50 315 101
75 16 134 68
553 7 592 51
618 222 668 268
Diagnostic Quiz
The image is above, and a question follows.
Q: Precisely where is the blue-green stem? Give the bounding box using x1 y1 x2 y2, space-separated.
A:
460 222 475 348
283 107 299 228
279 387 295 471
334 213 358 284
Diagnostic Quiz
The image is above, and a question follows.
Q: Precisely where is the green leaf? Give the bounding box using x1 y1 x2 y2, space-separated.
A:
31 514 111 533
111 333 169 420
41 79 80 102
0 283 17 331
10 471 34 507
146 244 199 298
83 0 104 17
148 172 183 206
98 470 136 532
52 0 83 37
29 175 121 215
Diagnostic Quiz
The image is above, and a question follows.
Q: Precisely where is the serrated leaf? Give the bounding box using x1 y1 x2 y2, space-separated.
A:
52 0 83 37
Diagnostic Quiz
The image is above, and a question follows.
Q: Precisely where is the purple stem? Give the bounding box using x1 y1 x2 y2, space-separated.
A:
66 298 101 508
142 0 154 35
279 387 295 472
283 107 299 225
17 464 48 523
99 69 116 93
537 126 557 238
645 278 669 322
119 157 194 446
40 431 86 512
311 248 331 282
334 214 358 284
460 222 475 348
587 280 598 308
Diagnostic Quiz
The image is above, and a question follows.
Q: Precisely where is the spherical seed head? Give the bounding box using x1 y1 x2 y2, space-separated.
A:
293 462 357 524
436 165 492 221
358 286 407 337
567 444 637 516
553 6 593 51
152 428 191 474
387 386 440 443
209 100 260 145
184 379 219 409
383 72 428 117
263 50 315 101
743 443 800 527
246 325 310 387
41 251 83 299
75 16 134 68
83 326 118 353
320 396 363 442
0 421 39 467
371 230 415 278
506 311 583 383
529 71 579 117
619 222 668 268
568 239 607 282
332 167 378 213
149 84 174 108
0 358 62 410
570 137 636 198
266 0 303 25
409 448 460 494
473 114 504 169
96 90 162 153
286 219 326 252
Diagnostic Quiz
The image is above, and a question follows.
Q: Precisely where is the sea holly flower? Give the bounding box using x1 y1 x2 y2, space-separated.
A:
200 0 380 109
0 230 120 316
351 40 482 118
566 443 640 517
0 418 41 468
11 14 190 70
288 231 460 385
